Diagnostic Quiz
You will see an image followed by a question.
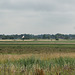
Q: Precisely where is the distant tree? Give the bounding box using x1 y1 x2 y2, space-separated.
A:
34 36 38 41
47 35 50 39
2 35 7 39
43 34 46 39
55 38 59 40
55 36 59 40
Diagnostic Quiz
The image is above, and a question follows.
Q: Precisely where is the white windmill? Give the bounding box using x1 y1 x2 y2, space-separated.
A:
22 35 25 40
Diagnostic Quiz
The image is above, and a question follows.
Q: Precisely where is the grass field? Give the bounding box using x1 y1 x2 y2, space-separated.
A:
0 40 75 75
0 44 75 54
0 39 75 44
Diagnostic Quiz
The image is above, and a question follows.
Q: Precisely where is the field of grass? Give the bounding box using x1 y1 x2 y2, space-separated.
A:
0 43 75 54
0 39 75 44
0 40 75 75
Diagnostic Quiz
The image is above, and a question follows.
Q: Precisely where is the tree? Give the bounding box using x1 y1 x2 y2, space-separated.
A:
43 34 46 39
55 38 59 40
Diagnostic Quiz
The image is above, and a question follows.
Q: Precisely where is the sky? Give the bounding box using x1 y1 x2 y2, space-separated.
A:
0 0 75 35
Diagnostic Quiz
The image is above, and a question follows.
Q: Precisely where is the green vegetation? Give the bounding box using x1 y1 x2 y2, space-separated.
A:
0 40 75 44
0 44 75 54
0 33 75 40
0 40 75 75
0 57 75 75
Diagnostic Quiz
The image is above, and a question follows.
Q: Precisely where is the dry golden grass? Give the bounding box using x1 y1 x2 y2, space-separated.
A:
0 53 75 62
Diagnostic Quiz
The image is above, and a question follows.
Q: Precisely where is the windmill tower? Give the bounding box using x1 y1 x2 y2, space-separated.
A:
22 36 25 41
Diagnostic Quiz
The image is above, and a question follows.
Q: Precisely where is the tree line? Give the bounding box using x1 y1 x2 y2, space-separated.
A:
0 33 75 40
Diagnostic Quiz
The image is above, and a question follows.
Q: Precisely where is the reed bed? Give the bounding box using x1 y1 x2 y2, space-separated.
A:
0 56 75 75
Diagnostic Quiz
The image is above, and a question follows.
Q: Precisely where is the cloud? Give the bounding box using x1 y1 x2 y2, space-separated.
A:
0 0 75 34
0 0 75 12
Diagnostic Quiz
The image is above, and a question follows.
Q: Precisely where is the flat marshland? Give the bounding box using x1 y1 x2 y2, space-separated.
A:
0 40 75 75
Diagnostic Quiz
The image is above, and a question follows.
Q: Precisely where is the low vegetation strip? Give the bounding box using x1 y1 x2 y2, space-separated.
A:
0 44 75 54
0 40 75 44
0 53 75 61
0 57 75 75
